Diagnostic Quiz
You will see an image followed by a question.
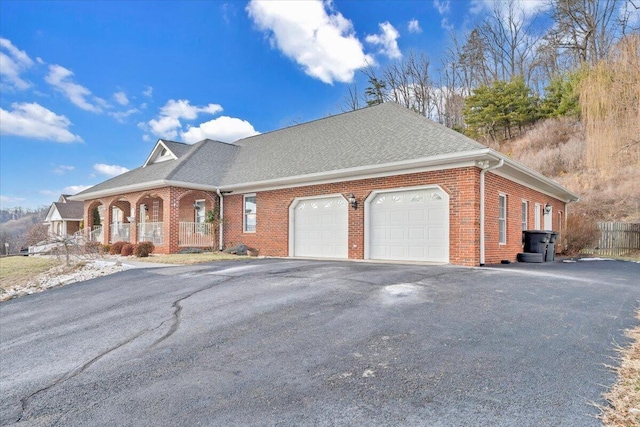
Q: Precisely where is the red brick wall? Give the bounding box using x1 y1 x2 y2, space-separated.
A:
223 168 482 265
483 172 565 264
223 168 565 266
78 170 565 265
82 187 218 254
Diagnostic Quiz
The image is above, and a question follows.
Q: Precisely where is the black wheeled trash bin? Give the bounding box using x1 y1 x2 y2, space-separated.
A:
545 232 558 261
523 230 551 256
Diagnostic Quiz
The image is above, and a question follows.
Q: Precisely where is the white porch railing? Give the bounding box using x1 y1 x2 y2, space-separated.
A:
179 222 216 247
138 222 163 245
90 225 103 242
110 223 130 242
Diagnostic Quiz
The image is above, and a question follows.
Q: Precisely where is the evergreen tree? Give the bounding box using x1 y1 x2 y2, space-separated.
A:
463 77 539 142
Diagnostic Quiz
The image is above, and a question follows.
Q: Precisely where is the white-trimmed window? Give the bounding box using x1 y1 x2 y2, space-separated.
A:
194 200 205 223
521 200 528 231
534 202 541 229
243 194 256 233
499 194 507 244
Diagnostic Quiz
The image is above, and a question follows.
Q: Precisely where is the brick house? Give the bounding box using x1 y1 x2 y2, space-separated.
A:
71 102 578 266
44 194 84 238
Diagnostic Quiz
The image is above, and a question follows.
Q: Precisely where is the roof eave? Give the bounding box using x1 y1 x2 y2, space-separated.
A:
221 149 494 193
68 180 219 201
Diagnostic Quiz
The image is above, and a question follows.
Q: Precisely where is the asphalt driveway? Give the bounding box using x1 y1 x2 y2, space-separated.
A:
1 258 639 426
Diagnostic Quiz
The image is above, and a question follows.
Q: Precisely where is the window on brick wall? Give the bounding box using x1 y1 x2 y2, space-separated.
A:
244 194 256 233
521 200 528 231
499 194 507 244
534 202 541 229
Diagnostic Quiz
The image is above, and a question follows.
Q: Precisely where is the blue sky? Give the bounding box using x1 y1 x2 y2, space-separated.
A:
0 0 543 209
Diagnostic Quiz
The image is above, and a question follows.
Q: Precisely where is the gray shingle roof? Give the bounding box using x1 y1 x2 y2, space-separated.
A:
53 200 84 219
222 102 485 185
73 103 489 198
160 140 192 159
74 139 238 197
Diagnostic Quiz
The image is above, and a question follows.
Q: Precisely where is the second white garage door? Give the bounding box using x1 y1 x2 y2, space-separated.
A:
367 187 449 262
292 195 348 258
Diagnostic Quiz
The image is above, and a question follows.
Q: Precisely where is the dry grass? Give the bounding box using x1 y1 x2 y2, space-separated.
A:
504 117 640 222
600 310 640 427
140 252 250 265
0 256 60 290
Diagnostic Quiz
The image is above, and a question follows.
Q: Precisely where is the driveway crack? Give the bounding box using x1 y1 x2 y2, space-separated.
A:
16 329 147 424
151 276 234 347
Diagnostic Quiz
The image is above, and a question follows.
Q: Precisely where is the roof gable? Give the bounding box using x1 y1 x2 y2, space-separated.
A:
143 139 192 167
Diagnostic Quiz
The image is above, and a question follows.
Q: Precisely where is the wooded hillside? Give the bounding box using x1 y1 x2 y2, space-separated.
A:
344 0 639 222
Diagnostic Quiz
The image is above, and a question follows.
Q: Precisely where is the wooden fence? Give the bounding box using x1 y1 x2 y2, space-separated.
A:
585 222 640 257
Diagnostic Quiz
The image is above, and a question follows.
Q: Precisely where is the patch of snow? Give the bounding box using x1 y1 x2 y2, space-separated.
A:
578 257 614 261
562 260 577 263
384 283 420 297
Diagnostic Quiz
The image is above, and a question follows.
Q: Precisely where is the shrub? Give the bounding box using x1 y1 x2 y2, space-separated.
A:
564 214 600 255
121 243 135 256
101 244 111 255
109 241 127 255
134 241 155 257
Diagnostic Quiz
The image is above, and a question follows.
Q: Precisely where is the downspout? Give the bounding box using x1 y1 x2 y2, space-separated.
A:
479 158 504 266
216 188 224 251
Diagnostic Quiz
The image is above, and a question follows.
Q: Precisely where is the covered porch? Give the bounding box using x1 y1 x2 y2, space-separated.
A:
80 187 220 253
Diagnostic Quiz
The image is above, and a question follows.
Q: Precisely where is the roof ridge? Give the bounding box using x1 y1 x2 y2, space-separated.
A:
165 140 219 180
235 103 391 144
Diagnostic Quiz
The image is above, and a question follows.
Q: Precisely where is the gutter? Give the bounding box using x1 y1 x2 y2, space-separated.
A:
479 158 504 266
216 188 224 251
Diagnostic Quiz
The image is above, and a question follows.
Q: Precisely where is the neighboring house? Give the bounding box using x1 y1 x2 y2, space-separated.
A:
71 102 578 266
44 195 84 238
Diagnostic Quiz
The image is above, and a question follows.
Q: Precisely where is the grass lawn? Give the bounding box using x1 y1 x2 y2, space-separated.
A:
0 256 60 289
140 252 250 265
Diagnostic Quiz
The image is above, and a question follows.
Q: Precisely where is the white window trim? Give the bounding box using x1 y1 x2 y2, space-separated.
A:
194 199 205 223
521 200 528 231
534 202 541 229
243 193 257 233
499 193 507 245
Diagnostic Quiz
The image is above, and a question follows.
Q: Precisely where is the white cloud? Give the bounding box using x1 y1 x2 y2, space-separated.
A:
45 64 106 113
113 91 129 105
0 102 83 143
52 164 75 175
160 99 222 120
470 0 550 17
109 108 140 123
142 134 151 142
143 86 153 98
434 0 450 14
408 19 422 33
0 38 34 90
0 195 26 206
432 1 453 30
365 21 402 59
62 185 93 195
143 99 224 139
181 116 260 143
93 163 129 177
246 0 373 84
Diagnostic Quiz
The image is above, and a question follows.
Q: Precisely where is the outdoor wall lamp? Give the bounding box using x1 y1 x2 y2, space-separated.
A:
544 203 552 214
347 194 357 210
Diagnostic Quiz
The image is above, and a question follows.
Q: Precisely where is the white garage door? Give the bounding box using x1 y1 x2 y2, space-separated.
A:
293 196 348 258
368 187 449 262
